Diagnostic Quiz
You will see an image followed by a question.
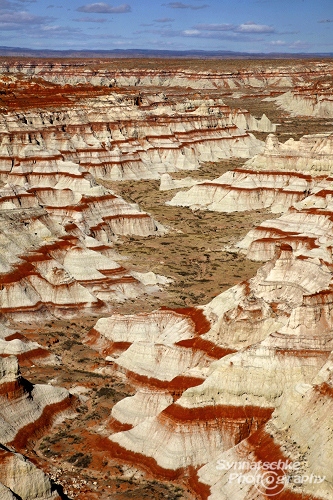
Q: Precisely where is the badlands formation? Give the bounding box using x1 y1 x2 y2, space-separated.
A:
0 57 333 499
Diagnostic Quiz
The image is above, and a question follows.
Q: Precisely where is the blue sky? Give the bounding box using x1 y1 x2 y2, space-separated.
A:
0 0 332 53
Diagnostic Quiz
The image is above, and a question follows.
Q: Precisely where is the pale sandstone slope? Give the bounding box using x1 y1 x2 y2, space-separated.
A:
271 88 333 118
2 60 332 91
0 90 266 181
1 59 333 499
168 132 333 214
0 445 62 500
0 357 71 499
198 355 333 499
83 240 332 499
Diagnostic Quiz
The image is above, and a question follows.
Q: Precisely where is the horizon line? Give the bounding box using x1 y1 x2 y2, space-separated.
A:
0 45 332 59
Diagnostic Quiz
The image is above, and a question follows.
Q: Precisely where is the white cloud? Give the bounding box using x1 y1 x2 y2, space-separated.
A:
289 40 309 49
236 22 274 33
193 23 235 31
154 17 174 23
193 21 275 35
183 29 200 35
172 28 260 43
269 40 286 46
267 39 310 51
77 3 131 13
164 2 208 10
41 25 73 32
73 16 107 22
0 11 51 25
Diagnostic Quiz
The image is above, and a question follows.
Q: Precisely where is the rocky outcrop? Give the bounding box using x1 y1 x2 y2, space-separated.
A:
0 83 266 182
83 234 333 498
0 356 71 498
0 320 53 366
1 58 333 499
197 357 333 499
0 69 279 319
245 132 333 174
0 72 178 317
230 110 276 133
168 168 311 213
1 60 333 90
0 356 72 449
271 88 333 117
168 133 333 214
0 207 166 319
87 307 215 386
0 445 62 500
237 207 333 262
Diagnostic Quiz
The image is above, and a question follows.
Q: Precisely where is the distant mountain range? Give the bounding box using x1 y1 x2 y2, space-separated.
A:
0 45 332 59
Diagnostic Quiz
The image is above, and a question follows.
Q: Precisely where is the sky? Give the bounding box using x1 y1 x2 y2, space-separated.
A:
0 0 332 53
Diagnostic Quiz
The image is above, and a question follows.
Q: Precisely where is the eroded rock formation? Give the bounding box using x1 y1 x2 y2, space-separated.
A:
273 87 333 118
168 132 333 217
0 356 71 498
85 242 332 499
1 58 333 499
1 59 332 91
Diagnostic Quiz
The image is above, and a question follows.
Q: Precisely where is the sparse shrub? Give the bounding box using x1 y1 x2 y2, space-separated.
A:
96 387 115 398
67 452 92 468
